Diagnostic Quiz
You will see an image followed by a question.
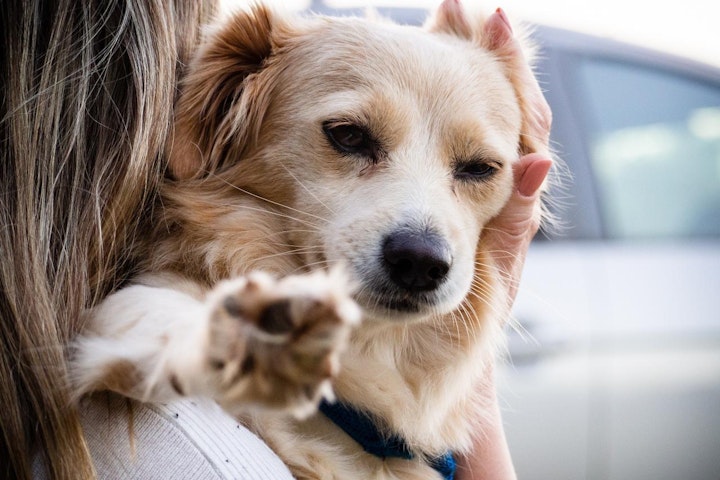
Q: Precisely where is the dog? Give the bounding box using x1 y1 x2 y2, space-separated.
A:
72 1 547 478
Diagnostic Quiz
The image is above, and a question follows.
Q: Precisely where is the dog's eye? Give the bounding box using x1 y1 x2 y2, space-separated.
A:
323 122 378 160
454 161 498 181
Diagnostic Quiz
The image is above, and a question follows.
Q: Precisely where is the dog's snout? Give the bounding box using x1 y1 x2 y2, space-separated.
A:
382 230 451 292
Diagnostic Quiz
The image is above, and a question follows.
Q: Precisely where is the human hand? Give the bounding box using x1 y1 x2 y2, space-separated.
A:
483 153 552 307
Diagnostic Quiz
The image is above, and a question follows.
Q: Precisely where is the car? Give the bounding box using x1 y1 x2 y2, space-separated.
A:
501 24 720 480
247 2 720 478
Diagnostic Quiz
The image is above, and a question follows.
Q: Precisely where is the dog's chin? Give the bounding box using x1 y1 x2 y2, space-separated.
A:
354 289 460 323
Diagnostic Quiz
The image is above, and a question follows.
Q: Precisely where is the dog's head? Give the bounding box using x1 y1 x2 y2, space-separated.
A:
168 1 542 321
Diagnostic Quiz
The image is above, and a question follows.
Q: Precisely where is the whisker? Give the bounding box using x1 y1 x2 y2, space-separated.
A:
251 247 325 262
505 315 537 344
211 202 323 231
210 173 330 225
288 259 332 274
277 163 336 216
464 285 506 322
472 261 523 290
457 301 477 337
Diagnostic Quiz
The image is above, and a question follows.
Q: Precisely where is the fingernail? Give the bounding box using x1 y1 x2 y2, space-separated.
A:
518 159 552 197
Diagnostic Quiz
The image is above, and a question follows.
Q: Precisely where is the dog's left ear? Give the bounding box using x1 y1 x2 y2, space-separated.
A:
168 5 284 180
426 1 552 157
424 0 473 39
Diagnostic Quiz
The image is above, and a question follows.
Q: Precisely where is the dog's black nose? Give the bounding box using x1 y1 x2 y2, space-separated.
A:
382 230 451 292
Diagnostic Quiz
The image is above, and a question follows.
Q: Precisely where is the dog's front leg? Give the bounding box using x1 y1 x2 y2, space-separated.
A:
71 277 220 403
72 270 360 416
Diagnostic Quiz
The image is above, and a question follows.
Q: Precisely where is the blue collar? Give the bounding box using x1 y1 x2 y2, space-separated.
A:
319 400 456 480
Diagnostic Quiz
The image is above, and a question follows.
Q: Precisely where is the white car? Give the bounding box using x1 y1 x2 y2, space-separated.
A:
503 25 720 480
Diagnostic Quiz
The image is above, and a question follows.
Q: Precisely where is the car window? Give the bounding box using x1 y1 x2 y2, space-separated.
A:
576 58 720 239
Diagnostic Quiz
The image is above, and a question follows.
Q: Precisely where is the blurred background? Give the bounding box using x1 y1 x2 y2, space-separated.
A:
223 1 720 478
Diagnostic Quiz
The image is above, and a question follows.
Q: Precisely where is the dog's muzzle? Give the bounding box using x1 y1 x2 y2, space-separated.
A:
352 226 456 317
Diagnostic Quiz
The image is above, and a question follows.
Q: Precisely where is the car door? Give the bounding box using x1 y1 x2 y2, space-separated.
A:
500 31 720 480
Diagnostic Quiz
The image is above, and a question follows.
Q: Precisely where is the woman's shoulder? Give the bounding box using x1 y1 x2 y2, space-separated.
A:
37 393 294 480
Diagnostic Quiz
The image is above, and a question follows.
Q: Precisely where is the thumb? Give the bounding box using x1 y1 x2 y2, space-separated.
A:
483 154 552 303
490 153 552 241
516 153 553 199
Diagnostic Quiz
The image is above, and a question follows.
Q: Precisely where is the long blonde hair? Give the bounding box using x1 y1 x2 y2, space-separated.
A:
0 1 215 478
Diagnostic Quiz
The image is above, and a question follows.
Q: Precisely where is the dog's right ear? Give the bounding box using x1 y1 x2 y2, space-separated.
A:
167 5 279 180
479 9 552 157
426 2 552 158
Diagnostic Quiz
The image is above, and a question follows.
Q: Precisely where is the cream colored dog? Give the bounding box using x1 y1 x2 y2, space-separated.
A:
72 1 547 478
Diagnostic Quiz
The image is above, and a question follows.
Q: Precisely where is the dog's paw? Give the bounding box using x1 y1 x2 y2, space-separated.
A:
205 269 361 417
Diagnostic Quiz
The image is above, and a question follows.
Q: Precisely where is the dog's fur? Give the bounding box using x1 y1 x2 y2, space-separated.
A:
72 2 545 478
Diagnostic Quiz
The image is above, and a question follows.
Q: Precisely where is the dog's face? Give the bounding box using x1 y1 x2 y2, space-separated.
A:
170 3 533 321
266 22 520 320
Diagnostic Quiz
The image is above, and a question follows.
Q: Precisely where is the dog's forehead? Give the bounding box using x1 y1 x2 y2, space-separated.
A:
288 18 505 95
276 17 521 159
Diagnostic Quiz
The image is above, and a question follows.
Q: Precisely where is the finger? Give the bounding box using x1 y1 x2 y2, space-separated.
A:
496 154 552 240
515 153 553 198
493 154 552 237
483 155 552 302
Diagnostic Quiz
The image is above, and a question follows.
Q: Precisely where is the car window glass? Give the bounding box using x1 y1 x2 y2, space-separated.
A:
577 58 720 239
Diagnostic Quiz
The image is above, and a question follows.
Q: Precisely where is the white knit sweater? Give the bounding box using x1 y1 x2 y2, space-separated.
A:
35 393 294 479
